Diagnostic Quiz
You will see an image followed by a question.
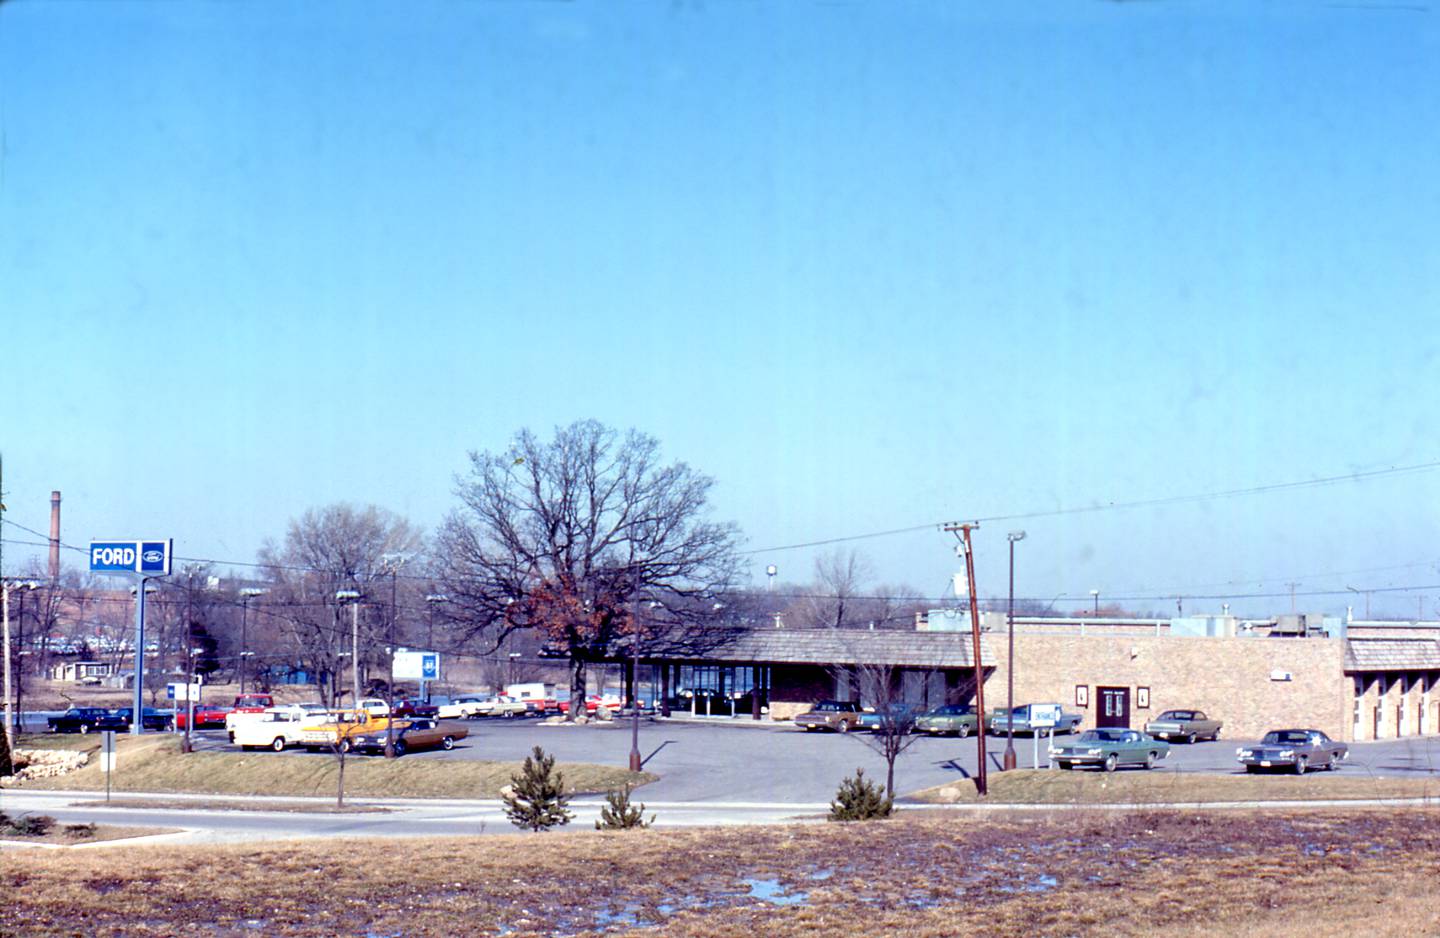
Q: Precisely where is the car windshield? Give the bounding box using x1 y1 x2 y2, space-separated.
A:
1078 729 1126 742
938 706 973 715
1160 711 1194 720
1262 731 1310 744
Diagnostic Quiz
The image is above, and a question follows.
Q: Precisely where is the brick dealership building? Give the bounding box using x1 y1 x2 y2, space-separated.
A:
640 610 1440 742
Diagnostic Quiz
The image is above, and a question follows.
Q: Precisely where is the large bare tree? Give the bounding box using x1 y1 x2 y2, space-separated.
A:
257 504 424 707
437 421 742 720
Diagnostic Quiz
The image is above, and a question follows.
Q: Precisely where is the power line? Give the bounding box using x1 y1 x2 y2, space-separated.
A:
748 458 1440 554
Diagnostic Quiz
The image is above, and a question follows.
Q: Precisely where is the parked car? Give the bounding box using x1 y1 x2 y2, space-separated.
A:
914 704 980 738
231 706 330 751
1143 709 1222 744
473 695 529 718
227 701 327 740
987 703 1083 736
558 695 611 716
392 697 440 719
1050 728 1170 771
794 700 864 733
47 707 113 734
858 702 921 734
100 707 173 732
173 702 232 730
349 718 469 756
435 695 479 719
1237 729 1348 774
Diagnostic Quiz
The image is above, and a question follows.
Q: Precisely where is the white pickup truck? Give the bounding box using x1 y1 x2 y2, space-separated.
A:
231 706 334 752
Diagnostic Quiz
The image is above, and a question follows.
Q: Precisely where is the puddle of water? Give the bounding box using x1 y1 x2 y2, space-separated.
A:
744 878 809 906
998 874 1059 894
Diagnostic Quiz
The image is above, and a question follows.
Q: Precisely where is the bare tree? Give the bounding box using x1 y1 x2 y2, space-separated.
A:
436 421 742 720
840 657 934 800
257 504 424 708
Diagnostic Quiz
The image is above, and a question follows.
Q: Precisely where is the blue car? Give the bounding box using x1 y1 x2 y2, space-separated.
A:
858 702 921 734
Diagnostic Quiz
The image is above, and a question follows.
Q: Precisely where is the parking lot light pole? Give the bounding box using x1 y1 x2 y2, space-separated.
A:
238 588 267 695
336 590 363 708
1004 531 1025 771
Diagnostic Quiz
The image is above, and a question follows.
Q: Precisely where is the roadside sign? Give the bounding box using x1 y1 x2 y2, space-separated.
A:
394 650 441 681
1030 704 1062 728
90 539 173 577
167 682 202 702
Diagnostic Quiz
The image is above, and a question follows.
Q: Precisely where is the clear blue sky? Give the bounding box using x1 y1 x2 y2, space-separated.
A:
2 0 1437 618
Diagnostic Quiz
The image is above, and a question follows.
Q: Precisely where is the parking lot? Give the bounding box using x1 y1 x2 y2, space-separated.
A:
149 715 1440 803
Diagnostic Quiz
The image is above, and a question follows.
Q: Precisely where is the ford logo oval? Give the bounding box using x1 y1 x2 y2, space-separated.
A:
142 550 164 564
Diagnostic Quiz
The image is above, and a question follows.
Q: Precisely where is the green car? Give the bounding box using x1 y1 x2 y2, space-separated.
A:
914 704 980 738
1049 728 1170 772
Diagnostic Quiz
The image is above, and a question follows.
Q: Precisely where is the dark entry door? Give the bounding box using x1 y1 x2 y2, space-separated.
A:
1097 686 1131 728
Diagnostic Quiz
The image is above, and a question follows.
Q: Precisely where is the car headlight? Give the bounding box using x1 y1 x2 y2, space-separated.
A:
1278 750 1294 758
1086 748 1102 756
1235 747 1245 756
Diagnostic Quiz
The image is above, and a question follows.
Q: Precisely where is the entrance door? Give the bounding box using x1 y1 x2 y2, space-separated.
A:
1096 686 1130 729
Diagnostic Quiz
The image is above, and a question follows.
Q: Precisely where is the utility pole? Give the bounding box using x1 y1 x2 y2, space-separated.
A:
1286 582 1299 614
943 522 988 796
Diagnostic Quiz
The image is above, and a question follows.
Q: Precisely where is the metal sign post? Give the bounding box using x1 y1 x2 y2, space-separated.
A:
102 730 116 802
90 540 172 734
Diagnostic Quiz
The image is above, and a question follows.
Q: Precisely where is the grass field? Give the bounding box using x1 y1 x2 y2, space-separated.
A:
12 734 653 800
4 807 1438 936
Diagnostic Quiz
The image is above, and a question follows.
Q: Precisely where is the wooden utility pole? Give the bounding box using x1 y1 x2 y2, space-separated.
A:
943 522 988 796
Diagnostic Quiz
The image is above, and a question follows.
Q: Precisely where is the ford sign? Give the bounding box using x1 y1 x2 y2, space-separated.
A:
91 539 173 576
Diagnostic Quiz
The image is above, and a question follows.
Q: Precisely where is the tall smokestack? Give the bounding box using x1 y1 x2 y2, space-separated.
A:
50 490 61 581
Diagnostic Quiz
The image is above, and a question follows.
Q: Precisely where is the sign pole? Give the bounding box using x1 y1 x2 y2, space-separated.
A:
132 576 148 735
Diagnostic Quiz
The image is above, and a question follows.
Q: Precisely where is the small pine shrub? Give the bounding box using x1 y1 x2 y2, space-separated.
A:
829 768 893 822
595 785 654 830
63 822 98 839
503 745 574 832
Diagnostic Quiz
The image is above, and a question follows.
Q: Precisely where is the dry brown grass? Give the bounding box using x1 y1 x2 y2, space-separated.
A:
13 734 652 800
4 807 1439 936
68 798 391 814
912 766 1440 804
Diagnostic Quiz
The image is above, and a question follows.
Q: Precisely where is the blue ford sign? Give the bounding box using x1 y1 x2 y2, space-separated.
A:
90 539 173 576
421 653 439 680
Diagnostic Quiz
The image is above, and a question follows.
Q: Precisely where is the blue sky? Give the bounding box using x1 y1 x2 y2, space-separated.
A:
2 0 1437 617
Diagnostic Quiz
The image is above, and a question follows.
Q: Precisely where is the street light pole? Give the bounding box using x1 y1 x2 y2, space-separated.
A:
1091 589 1100 618
335 590 362 708
238 588 266 695
1003 531 1025 771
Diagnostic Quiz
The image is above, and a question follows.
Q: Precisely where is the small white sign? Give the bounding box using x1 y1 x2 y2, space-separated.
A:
1030 704 1063 728
100 752 117 771
393 650 440 681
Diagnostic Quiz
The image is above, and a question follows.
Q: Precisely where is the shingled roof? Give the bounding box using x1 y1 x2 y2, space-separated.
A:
1345 638 1440 671
673 628 996 669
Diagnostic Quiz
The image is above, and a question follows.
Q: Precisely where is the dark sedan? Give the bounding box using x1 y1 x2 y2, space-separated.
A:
858 702 921 734
100 708 174 732
47 707 112 734
1237 729 1348 774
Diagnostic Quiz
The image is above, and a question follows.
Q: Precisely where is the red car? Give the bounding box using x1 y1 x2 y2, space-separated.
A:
557 695 607 715
391 697 439 719
173 702 231 730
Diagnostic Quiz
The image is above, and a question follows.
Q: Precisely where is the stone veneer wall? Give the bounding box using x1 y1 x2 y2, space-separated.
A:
984 633 1349 741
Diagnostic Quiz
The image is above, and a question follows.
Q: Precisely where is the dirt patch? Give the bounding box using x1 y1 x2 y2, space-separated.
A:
4 807 1439 936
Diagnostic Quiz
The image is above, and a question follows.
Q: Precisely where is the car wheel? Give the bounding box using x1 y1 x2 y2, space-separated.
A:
167 720 177 732
837 721 850 734
339 739 352 754
1244 764 1259 773
79 723 90 735
1103 753 1118 773
442 736 455 751
956 724 971 739
1145 752 1158 770
1329 756 1340 771
393 740 407 757
1294 756 1307 776
1186 733 1198 745
271 737 287 752
1211 730 1221 741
